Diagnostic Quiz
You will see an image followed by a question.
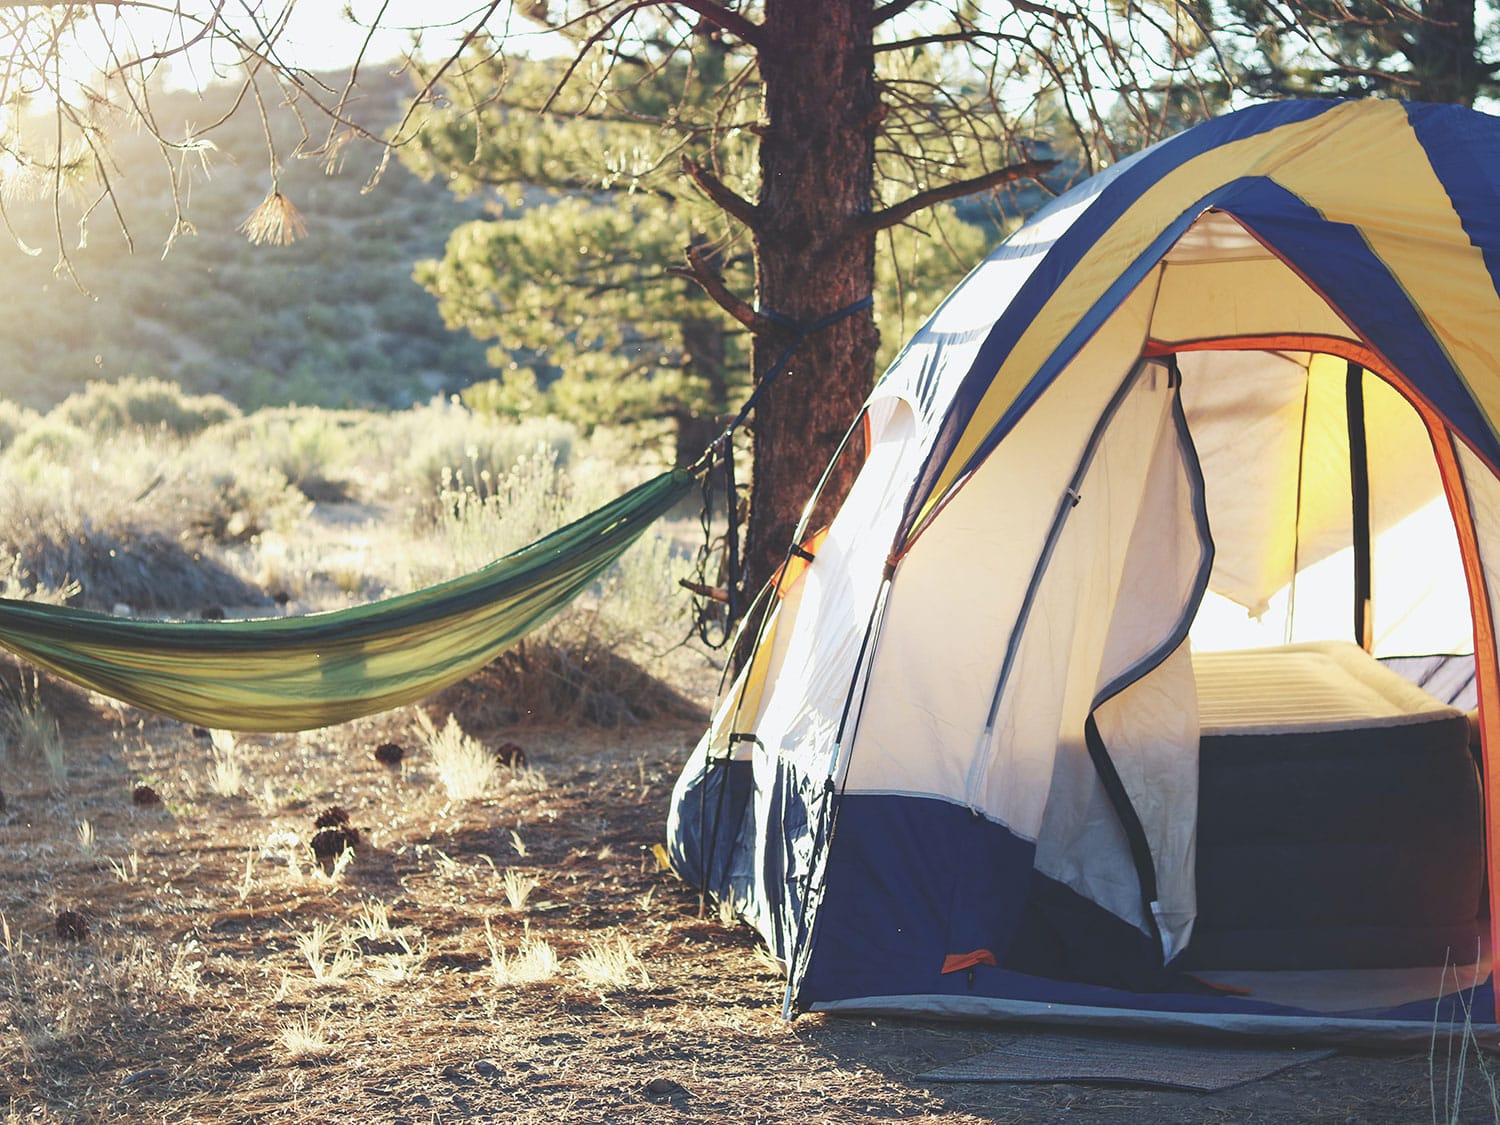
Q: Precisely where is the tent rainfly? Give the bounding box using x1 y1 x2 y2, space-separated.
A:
669 98 1500 1039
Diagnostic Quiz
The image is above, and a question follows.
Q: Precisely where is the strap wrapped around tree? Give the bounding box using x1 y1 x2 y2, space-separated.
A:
0 469 695 732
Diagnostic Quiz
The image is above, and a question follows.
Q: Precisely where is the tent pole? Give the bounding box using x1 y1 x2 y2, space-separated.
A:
1346 361 1374 651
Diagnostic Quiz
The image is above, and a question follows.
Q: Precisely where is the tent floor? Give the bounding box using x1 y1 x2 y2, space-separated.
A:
1193 946 1490 1015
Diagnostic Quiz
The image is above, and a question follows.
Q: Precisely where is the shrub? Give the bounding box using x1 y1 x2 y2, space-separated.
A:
8 417 91 462
395 400 576 520
0 401 40 450
52 376 241 437
206 409 359 503
0 436 272 611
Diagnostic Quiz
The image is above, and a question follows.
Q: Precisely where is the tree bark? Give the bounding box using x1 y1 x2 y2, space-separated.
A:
745 0 880 597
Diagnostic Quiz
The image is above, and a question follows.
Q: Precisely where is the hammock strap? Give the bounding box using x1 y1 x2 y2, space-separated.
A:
688 293 874 643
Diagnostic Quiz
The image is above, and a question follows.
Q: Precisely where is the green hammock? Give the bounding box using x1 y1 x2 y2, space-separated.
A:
0 468 695 732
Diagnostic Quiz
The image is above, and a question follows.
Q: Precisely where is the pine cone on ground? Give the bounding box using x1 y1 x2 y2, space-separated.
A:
374 743 404 769
55 910 89 941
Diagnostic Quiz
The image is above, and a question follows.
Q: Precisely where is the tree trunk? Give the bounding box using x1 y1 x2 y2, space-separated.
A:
1409 0 1480 104
744 0 880 598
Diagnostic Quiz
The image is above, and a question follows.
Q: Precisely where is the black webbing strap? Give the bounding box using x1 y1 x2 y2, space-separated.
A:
1083 712 1164 957
686 294 874 644
1346 360 1373 651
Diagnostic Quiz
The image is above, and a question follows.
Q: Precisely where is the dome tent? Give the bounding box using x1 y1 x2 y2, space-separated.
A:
668 98 1500 1038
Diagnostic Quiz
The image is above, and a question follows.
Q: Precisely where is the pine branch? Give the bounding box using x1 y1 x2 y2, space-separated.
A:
872 0 922 24
671 0 763 47
864 159 1057 231
669 242 772 334
680 155 760 229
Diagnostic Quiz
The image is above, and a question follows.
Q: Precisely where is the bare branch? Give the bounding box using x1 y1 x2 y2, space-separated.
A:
680 155 758 229
864 159 1058 231
669 241 772 334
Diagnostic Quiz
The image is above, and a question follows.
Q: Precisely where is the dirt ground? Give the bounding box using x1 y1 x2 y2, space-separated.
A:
0 675 1495 1123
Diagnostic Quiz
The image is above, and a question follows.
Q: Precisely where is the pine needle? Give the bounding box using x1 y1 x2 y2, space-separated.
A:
239 190 308 247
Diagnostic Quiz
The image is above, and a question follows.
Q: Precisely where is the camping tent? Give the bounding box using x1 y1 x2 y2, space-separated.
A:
668 98 1500 1038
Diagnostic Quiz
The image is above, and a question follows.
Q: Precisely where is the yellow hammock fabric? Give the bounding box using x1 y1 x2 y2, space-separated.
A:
0 469 695 732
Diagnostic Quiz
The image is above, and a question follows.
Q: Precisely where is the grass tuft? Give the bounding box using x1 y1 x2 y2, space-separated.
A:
501 868 538 912
484 920 559 986
417 711 497 800
295 920 358 984
207 730 246 797
573 933 650 993
277 1015 338 1061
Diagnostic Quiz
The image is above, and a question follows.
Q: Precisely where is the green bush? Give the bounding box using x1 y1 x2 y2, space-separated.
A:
0 401 41 451
53 376 241 437
394 401 577 518
9 418 92 462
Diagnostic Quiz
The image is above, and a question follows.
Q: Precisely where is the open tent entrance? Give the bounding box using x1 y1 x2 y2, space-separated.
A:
1169 346 1486 1010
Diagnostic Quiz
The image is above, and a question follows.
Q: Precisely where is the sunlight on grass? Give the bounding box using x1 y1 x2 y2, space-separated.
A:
573 934 649 993
417 711 497 800
484 920 559 986
0 674 65 780
351 900 395 942
1429 958 1500 1123
107 850 141 884
501 868 538 912
277 1015 338 1061
0 913 203 1068
295 920 358 984
365 935 429 985
207 730 246 797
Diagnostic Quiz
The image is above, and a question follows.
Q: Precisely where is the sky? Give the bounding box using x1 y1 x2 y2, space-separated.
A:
39 2 564 97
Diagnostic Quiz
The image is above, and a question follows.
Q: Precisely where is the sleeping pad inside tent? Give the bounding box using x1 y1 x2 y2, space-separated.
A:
668 98 1500 1039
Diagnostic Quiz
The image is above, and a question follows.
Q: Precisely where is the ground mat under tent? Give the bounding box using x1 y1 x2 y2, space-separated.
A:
916 1031 1335 1092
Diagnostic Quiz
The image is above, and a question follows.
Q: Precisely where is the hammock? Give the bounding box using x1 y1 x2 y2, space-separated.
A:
0 468 696 732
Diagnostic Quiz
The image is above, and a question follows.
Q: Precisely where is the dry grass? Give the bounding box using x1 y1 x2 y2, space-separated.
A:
501 868 539 911
0 706 1472 1123
573 932 650 993
417 710 498 800
276 1015 338 1061
485 921 561 987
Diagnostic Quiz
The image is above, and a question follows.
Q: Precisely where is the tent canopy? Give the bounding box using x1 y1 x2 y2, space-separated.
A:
670 99 1500 1038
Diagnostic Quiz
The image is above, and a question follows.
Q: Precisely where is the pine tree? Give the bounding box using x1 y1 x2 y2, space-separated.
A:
402 52 992 471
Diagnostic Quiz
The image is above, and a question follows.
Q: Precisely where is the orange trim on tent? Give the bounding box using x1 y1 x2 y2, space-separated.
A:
941 949 998 974
774 528 830 599
1423 425 1500 1022
1148 333 1500 484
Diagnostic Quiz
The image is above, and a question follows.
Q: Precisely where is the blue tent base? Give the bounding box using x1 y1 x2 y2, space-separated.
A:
809 978 1497 1046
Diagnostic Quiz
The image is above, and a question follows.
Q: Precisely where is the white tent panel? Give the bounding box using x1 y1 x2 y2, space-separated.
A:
753 401 922 778
846 280 1158 810
1178 349 1310 615
998 361 1205 947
